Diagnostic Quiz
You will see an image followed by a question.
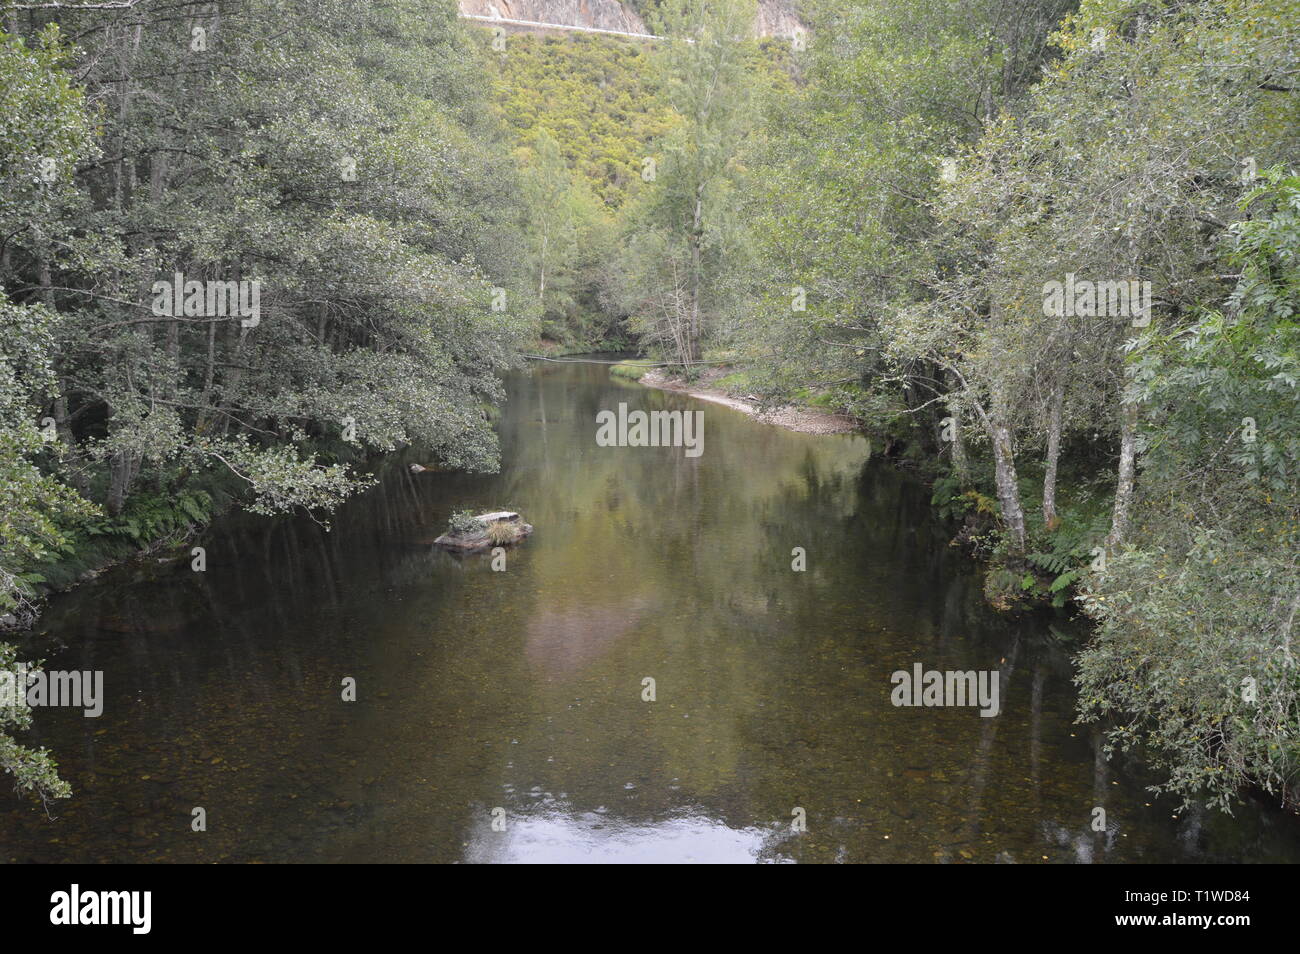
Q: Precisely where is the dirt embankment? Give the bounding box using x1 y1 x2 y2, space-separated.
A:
639 368 858 436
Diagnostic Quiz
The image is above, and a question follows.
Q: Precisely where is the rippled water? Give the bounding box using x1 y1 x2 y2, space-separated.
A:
3 360 1298 863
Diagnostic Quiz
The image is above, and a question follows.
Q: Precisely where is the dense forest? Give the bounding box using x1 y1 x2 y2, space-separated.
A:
1 0 1297 822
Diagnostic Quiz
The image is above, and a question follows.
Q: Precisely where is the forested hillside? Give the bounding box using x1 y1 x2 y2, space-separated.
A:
492 34 672 209
485 14 792 348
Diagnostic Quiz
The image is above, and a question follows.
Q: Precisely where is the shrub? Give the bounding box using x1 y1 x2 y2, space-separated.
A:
447 510 485 536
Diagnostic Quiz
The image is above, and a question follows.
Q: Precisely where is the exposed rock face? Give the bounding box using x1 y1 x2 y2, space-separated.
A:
457 0 805 38
754 0 803 38
458 0 650 34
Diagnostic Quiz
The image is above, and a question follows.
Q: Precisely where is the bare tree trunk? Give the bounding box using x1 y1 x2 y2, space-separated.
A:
974 384 1027 554
1105 395 1139 552
32 231 90 492
51 393 90 493
950 407 971 487
538 228 547 303
946 372 971 486
107 438 135 515
196 317 218 433
687 184 704 362
1042 382 1064 530
989 418 1027 553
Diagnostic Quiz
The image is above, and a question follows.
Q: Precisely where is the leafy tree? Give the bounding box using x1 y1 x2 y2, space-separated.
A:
0 28 98 804
734 0 1075 549
607 0 759 365
1077 171 1300 811
518 129 614 343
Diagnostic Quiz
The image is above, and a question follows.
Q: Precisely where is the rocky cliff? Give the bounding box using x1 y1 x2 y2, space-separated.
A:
753 0 802 38
457 0 804 38
459 0 650 34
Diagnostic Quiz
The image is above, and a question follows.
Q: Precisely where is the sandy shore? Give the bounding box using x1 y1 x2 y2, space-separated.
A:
640 369 859 435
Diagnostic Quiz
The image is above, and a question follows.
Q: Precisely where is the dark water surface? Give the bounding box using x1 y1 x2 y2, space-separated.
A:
4 361 1299 863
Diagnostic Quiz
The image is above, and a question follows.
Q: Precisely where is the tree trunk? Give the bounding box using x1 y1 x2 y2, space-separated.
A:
975 383 1027 554
989 417 1027 554
538 228 547 303
687 184 704 362
1042 383 1063 530
107 450 135 516
51 393 89 493
950 405 971 487
1105 395 1139 552
946 372 971 486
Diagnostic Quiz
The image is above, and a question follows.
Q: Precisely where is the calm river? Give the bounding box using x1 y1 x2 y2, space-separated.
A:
3 360 1298 862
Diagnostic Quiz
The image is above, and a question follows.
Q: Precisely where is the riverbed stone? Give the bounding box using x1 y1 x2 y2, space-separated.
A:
433 511 533 553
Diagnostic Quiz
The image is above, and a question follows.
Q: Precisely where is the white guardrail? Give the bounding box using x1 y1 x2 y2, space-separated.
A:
460 13 665 40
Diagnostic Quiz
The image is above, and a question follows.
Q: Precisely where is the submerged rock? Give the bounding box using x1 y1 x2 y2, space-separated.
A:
433 511 533 553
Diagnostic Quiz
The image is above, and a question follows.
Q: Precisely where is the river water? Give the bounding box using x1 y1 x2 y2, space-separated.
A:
3 360 1298 863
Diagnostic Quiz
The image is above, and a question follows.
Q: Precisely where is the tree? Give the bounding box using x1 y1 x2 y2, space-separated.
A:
608 0 758 366
1 0 536 524
0 28 98 804
732 0 1075 550
518 129 612 343
1077 171 1300 810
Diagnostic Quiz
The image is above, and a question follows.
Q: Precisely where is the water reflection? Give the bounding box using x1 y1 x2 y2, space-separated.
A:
525 596 655 676
463 803 780 863
2 359 1299 863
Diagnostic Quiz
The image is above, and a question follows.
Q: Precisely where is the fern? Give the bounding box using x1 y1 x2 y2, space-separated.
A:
1049 569 1079 593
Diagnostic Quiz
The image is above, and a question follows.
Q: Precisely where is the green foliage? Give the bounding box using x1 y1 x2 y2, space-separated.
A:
726 0 1297 807
604 0 761 365
448 510 486 535
491 33 675 209
932 474 997 522
1076 170 1300 810
516 129 616 341
730 0 1075 406
0 643 72 804
1023 498 1111 606
0 290 98 615
81 490 212 544
488 17 792 349
0 0 535 548
0 26 96 251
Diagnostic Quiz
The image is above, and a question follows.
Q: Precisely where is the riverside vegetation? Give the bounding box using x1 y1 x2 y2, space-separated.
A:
1 0 1297 818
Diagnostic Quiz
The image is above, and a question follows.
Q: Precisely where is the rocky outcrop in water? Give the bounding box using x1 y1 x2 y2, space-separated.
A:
433 511 534 552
